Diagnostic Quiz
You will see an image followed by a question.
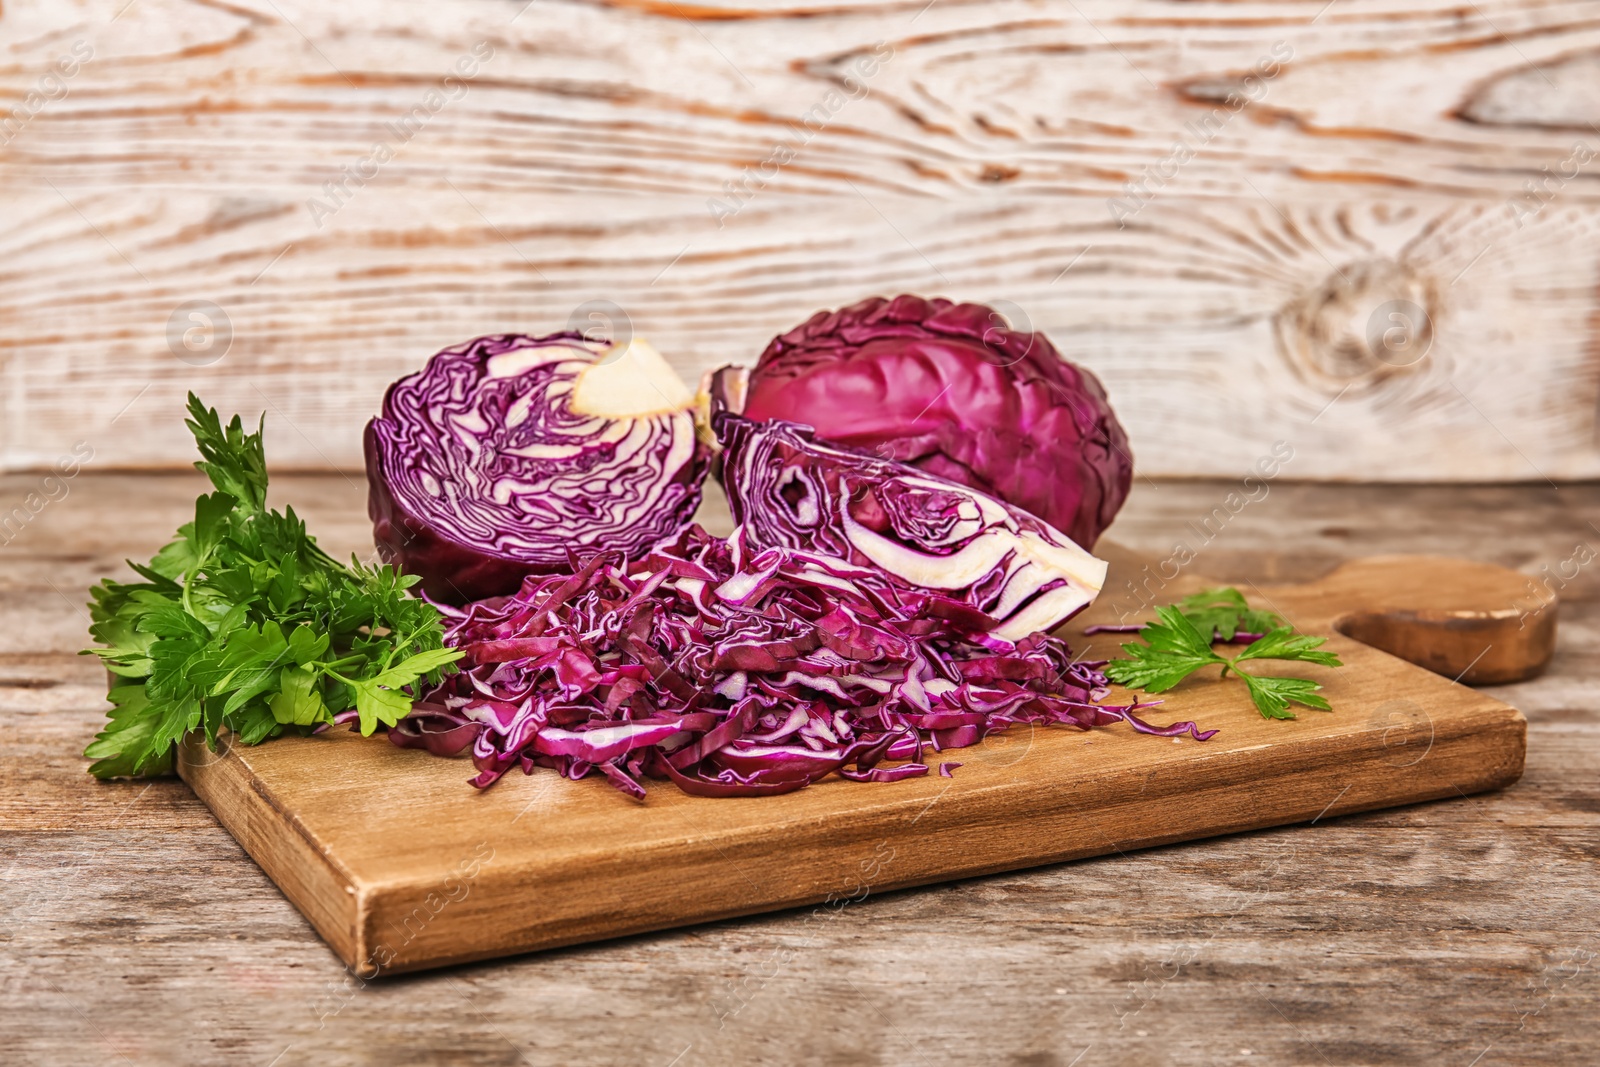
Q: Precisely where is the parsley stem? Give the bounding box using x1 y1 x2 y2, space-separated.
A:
180 570 198 618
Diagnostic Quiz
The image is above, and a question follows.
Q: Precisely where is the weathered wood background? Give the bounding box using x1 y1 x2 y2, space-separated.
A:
3 0 1600 478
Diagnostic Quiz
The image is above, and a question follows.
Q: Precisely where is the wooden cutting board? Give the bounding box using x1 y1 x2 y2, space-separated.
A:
176 548 1548 976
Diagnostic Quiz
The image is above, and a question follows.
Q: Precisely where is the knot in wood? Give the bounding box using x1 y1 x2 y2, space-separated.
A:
1274 258 1438 394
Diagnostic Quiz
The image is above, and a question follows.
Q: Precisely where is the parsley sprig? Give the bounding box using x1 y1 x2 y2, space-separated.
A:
1105 589 1343 720
82 394 462 778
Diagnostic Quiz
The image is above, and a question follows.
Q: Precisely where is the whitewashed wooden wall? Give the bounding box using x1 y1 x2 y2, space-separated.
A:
2 0 1599 479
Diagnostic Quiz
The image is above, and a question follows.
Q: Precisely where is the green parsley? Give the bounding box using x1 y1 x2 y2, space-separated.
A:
1104 589 1343 720
1163 586 1283 642
82 394 462 778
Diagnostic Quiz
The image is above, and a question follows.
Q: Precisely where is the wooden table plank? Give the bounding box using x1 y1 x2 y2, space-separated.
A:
2 474 1596 1065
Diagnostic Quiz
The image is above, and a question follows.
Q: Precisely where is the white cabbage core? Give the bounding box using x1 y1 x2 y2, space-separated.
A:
570 338 696 418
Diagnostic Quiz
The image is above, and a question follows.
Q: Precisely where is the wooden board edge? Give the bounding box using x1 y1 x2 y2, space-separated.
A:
177 734 365 970
1261 553 1560 686
1331 604 1558 686
354 704 1528 976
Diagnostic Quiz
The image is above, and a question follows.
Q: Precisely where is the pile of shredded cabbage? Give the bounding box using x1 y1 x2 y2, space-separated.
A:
384 525 1213 799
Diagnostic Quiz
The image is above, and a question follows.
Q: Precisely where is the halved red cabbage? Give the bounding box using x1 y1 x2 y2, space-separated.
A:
365 332 709 602
737 295 1133 548
715 414 1107 642
391 525 1210 799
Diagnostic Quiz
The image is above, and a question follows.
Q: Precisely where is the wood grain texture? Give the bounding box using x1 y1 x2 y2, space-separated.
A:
4 0 1600 478
2 474 1597 1064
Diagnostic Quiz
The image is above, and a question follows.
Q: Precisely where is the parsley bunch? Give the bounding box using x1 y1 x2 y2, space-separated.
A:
1105 588 1343 719
83 395 462 778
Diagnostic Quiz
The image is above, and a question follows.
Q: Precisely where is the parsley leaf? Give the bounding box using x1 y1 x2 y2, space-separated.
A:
1169 586 1284 642
1237 674 1332 719
1105 592 1343 720
82 393 463 779
1233 626 1344 669
82 685 175 778
338 647 464 734
270 666 328 727
185 394 268 514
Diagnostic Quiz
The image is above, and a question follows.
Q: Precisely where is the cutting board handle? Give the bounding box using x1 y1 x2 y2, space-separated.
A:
1261 555 1558 685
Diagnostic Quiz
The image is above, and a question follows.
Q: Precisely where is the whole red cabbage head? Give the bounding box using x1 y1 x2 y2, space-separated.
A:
738 295 1132 547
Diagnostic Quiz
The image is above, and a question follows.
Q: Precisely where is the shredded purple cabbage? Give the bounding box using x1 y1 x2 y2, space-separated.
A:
389 525 1214 799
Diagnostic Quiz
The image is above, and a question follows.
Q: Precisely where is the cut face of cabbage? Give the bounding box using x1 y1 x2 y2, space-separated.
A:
365 332 709 602
715 414 1107 642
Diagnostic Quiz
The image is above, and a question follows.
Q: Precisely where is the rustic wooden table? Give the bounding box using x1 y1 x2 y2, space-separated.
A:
3 473 1596 1066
